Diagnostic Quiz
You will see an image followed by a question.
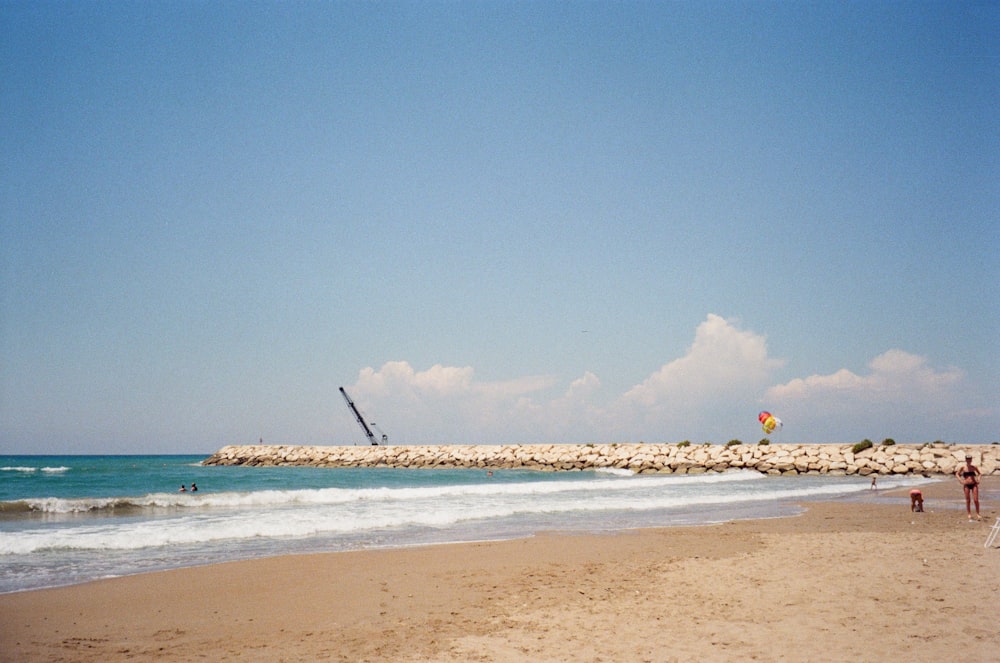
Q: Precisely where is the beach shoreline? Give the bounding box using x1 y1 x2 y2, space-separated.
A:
1 477 997 662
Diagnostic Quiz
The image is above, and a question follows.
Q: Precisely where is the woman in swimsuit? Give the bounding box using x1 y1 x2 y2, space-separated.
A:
955 455 981 520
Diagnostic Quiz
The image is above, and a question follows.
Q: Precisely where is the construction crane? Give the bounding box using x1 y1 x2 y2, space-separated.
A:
339 387 388 445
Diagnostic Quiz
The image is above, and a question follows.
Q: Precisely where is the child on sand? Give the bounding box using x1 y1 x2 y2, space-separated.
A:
909 489 923 512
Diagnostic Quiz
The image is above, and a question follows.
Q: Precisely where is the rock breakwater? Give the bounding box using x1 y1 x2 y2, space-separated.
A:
203 443 999 476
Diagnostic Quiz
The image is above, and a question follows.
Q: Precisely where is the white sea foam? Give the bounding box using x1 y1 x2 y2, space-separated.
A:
0 472 930 556
12 470 764 514
1 466 69 473
595 467 635 476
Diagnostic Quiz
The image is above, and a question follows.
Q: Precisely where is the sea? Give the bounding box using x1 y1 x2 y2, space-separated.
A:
0 454 936 594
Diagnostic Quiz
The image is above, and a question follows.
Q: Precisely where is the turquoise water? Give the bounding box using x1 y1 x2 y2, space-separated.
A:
0 454 932 594
0 454 539 503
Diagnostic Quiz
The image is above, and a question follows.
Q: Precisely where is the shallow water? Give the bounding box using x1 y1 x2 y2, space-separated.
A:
0 454 935 593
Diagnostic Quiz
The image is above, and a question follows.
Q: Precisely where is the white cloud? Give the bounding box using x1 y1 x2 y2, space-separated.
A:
346 315 784 444
605 314 785 441
357 361 554 400
356 361 473 399
339 317 995 445
349 361 557 444
766 349 963 406
764 350 995 442
563 371 601 401
621 314 783 408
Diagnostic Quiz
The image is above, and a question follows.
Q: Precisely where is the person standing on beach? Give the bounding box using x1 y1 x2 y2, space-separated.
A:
955 455 981 520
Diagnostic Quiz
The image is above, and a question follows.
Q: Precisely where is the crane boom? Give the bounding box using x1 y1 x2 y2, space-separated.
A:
339 387 380 445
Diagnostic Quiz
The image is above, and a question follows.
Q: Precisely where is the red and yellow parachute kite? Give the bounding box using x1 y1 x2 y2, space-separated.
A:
758 411 783 435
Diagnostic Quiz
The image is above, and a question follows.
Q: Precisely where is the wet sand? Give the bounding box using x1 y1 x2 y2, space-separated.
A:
1 477 997 662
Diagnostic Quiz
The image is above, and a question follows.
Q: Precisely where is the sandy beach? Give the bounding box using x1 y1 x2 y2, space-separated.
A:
2 477 997 663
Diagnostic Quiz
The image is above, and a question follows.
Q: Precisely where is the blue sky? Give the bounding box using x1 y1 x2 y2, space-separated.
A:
2 1 997 454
